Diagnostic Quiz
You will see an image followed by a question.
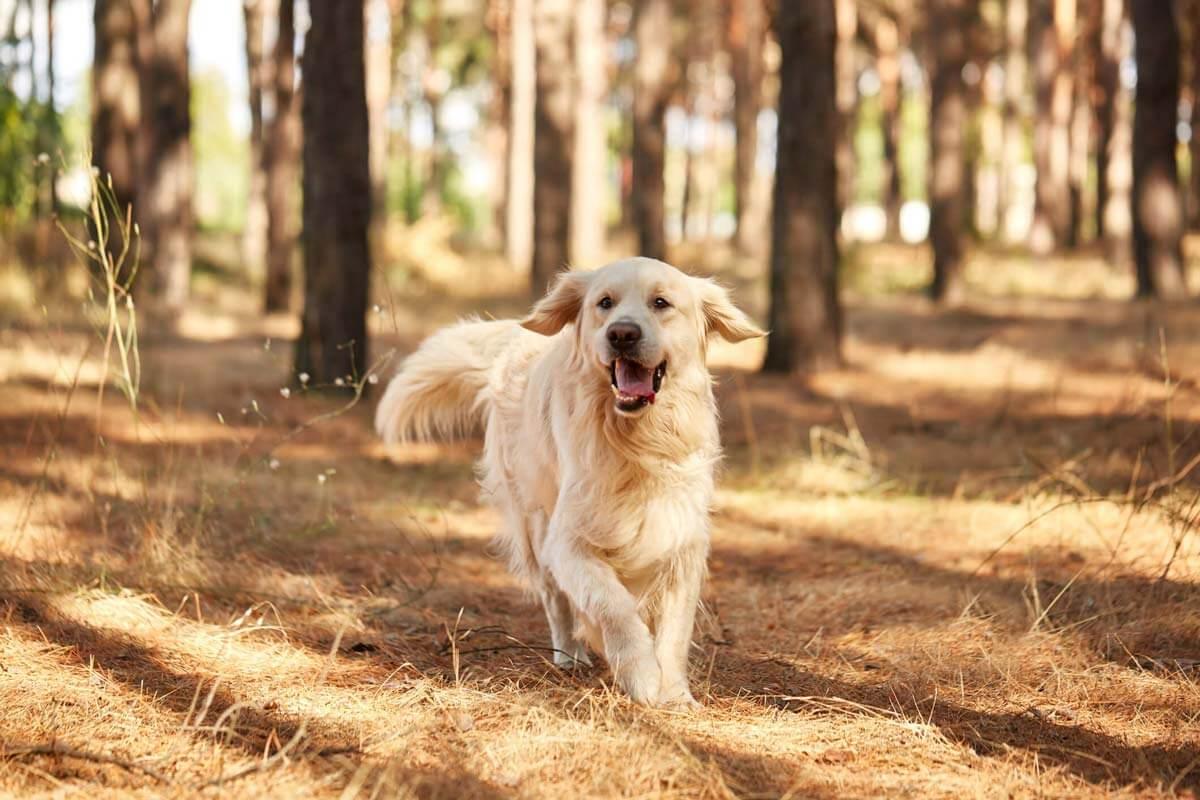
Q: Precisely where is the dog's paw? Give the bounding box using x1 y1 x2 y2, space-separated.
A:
614 658 663 705
656 687 701 710
553 644 592 669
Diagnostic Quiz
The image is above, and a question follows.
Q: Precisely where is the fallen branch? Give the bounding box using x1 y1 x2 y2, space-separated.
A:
1 742 169 783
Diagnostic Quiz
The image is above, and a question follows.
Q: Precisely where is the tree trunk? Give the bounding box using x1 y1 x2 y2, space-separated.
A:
263 0 299 312
729 0 765 251
531 0 574 294
487 0 511 250
91 0 141 275
834 0 857 215
1094 0 1130 256
571 0 606 264
507 0 535 269
422 0 444 215
243 0 269 277
928 0 969 304
876 13 903 238
40 0 59 216
1130 0 1187 298
295 0 372 386
762 0 841 374
1188 0 1200 231
1066 0 1095 247
366 0 392 227
1000 0 1028 242
134 0 194 308
1030 0 1075 252
632 0 671 261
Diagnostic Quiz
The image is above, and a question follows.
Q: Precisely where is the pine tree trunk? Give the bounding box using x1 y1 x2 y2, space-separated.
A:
1030 0 1075 252
1130 0 1187 298
531 0 574 294
1000 0 1027 242
570 0 606 264
263 0 299 312
1188 0 1200 231
729 0 765 251
243 0 269 277
875 13 903 238
366 0 393 232
928 0 969 304
632 0 670 261
487 0 511 250
422 0 444 215
1094 0 1129 256
762 0 841 374
507 0 535 269
295 0 372 386
1066 0 1095 247
136 0 194 308
834 0 857 215
91 0 141 274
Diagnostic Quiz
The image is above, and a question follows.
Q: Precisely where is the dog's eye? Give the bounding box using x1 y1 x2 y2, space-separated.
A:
653 297 671 310
598 297 613 310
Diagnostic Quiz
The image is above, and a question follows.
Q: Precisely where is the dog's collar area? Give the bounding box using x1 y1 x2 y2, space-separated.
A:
610 358 667 413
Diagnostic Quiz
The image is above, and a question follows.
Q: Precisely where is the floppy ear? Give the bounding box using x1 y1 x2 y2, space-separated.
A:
698 279 766 343
521 270 593 336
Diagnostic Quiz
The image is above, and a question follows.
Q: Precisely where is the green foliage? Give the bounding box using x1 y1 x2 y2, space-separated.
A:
192 69 249 232
0 85 54 218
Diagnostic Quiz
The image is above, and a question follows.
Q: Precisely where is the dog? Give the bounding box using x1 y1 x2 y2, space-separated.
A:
374 257 764 706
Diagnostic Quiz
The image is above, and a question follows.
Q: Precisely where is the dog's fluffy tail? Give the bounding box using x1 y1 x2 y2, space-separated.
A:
374 319 519 444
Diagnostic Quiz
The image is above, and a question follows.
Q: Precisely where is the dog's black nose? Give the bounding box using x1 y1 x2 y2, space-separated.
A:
607 321 642 349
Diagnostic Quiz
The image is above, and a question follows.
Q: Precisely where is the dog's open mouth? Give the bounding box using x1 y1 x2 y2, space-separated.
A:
610 358 666 413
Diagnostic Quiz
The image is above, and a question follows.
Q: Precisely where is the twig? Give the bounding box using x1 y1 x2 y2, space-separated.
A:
1 742 169 783
199 721 308 788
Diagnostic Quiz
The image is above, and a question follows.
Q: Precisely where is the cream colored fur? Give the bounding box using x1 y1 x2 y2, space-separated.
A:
374 257 763 706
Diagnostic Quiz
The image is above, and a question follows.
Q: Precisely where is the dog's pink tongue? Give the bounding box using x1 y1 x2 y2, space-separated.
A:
615 359 654 399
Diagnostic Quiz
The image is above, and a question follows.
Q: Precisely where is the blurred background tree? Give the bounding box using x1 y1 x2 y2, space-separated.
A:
1 0 1198 379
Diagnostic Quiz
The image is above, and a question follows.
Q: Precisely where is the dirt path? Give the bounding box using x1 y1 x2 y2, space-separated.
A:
2 290 1199 798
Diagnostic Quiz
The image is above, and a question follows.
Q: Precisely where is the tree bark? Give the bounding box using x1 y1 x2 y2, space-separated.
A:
834 0 857 216
1066 0 1096 247
134 0 194 308
729 0 765 251
875 12 903 238
531 0 574 294
1030 0 1075 252
366 0 392 225
422 0 444 215
1188 0 1200 231
263 0 299 312
487 0 511 250
1094 0 1130 256
91 0 141 275
1130 0 1187 298
507 0 535 269
1000 0 1028 242
632 0 671 261
243 0 269 276
571 0 607 264
928 0 970 304
762 0 841 374
295 0 372 386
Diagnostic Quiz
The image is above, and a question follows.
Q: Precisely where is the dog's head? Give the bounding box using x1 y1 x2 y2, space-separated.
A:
521 258 764 417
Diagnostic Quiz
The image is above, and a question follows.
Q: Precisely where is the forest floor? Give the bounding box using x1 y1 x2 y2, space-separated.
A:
2 240 1200 798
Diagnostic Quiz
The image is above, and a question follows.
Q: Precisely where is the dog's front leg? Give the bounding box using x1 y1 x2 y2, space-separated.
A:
654 546 705 708
542 510 661 705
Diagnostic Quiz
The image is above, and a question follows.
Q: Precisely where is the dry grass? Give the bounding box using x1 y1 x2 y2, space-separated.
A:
2 243 1200 798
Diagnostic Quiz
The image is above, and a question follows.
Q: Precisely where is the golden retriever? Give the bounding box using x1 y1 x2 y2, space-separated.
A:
375 257 763 706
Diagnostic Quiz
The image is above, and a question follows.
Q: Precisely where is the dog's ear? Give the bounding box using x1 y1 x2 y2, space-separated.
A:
697 279 766 343
521 270 593 336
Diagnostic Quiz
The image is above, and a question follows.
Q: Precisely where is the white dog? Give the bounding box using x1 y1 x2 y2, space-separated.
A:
375 257 763 706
